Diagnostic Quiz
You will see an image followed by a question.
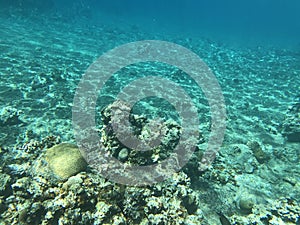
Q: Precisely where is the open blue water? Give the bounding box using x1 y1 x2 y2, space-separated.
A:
53 0 300 46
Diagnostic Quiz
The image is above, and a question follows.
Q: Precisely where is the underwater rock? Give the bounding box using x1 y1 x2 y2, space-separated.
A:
117 148 129 161
100 100 182 167
239 195 255 213
2 135 298 224
0 106 24 126
281 99 300 142
0 200 7 215
0 173 12 197
230 197 300 224
62 175 84 192
121 171 203 224
45 143 87 180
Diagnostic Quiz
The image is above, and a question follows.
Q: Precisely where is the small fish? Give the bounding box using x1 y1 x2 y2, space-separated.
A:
218 212 231 225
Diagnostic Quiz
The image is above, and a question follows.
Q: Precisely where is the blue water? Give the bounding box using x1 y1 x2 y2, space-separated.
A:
50 0 300 47
2 0 300 47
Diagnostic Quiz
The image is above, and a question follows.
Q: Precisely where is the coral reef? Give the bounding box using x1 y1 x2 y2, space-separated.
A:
0 102 205 224
0 140 204 224
230 197 300 224
45 143 87 180
1 98 299 224
100 100 182 166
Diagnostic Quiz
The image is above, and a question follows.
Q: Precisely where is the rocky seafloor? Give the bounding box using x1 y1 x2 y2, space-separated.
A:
1 9 300 225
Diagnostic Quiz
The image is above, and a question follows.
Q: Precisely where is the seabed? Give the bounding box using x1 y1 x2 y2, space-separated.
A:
0 8 299 225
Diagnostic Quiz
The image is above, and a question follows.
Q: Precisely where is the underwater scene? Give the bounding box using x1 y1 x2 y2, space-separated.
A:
0 0 299 224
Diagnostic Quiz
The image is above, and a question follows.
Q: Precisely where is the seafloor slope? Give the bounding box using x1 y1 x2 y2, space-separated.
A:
0 10 299 225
